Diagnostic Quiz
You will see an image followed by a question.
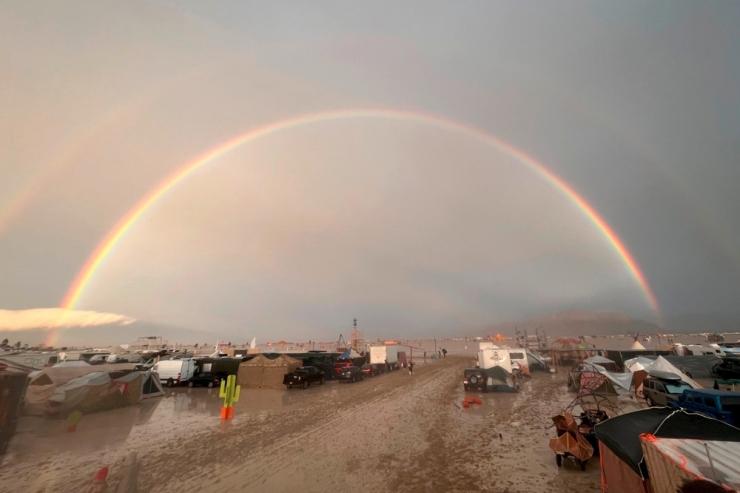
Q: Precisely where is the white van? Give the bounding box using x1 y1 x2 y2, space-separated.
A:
507 349 529 374
153 359 196 387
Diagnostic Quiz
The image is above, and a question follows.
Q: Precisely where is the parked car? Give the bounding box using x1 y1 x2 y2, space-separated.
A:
338 366 364 383
671 389 740 425
463 368 489 392
361 364 381 377
713 357 740 380
283 366 326 389
333 361 353 375
643 372 693 407
463 367 517 393
187 372 220 388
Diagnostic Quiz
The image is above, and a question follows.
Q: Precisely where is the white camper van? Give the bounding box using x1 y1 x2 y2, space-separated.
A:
369 345 399 370
674 344 724 357
153 358 196 387
478 348 513 372
478 347 529 374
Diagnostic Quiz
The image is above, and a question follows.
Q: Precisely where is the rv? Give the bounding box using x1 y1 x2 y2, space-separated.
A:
60 349 111 363
477 347 529 374
478 348 513 372
673 344 724 357
0 352 60 370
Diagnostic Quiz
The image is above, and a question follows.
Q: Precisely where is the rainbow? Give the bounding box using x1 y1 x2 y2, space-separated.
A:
56 108 660 342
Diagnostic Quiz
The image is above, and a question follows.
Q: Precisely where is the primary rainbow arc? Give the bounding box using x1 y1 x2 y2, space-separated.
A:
56 108 660 343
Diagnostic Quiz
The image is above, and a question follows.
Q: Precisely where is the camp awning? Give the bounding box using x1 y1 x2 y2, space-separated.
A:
595 408 740 478
584 356 615 365
641 437 740 492
623 356 701 389
339 348 361 359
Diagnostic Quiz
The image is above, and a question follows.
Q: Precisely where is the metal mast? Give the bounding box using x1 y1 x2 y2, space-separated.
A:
350 318 364 352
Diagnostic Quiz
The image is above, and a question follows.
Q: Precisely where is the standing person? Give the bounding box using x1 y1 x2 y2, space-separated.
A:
438 350 442 359
385 359 390 372
409 360 414 375
424 351 427 360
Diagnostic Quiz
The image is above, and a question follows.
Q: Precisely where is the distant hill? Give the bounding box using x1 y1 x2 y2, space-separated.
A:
662 313 740 334
477 309 662 338
0 320 223 348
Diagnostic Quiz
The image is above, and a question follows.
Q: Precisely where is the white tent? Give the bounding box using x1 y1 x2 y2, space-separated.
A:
590 364 634 391
624 356 655 372
139 370 164 399
52 361 90 367
584 355 616 365
624 355 702 389
631 340 646 350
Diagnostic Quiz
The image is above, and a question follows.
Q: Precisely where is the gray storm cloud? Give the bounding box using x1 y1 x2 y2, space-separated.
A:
0 308 135 331
0 1 738 341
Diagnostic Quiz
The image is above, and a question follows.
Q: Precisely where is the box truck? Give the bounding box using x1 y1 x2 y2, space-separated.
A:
369 345 399 370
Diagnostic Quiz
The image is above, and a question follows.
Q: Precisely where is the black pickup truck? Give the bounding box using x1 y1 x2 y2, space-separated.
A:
283 366 326 389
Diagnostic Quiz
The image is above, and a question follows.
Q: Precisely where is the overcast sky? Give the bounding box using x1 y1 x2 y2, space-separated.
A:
1 1 739 343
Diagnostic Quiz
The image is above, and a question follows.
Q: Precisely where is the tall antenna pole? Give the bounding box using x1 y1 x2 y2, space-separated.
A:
351 318 364 352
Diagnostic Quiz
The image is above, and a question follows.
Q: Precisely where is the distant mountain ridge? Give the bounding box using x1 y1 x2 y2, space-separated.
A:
478 309 661 337
0 320 219 348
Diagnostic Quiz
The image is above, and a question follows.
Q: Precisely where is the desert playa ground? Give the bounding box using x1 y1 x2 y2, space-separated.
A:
0 352 651 493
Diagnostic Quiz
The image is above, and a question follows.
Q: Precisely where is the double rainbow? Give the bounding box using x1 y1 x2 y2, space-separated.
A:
55 108 659 343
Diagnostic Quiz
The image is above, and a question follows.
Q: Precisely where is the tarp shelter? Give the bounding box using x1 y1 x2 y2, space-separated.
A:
641 437 740 493
0 364 29 459
140 370 164 399
569 363 631 393
23 364 151 416
339 348 361 359
482 366 516 391
237 354 302 388
584 355 618 372
44 371 144 416
625 356 701 395
594 408 740 493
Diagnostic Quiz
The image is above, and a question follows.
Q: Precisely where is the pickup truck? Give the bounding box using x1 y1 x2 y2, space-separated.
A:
283 366 326 389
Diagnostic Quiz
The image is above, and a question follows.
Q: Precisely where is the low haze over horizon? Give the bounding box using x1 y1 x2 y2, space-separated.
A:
2 1 739 344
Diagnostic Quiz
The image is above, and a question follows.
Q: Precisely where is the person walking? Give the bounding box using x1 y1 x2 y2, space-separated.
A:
408 360 414 375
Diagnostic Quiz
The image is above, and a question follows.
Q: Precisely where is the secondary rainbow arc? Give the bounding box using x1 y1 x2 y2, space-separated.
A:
55 108 660 344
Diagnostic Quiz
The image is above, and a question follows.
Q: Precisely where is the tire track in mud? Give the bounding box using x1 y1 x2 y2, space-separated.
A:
153 357 464 493
221 360 461 491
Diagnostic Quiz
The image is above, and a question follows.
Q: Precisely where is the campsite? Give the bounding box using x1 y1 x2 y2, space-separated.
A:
2 337 740 492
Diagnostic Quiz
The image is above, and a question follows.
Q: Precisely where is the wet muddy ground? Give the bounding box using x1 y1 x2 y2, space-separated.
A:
1 356 617 493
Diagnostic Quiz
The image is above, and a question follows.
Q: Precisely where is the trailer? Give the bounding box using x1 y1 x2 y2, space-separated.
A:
194 357 244 379
369 345 399 370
